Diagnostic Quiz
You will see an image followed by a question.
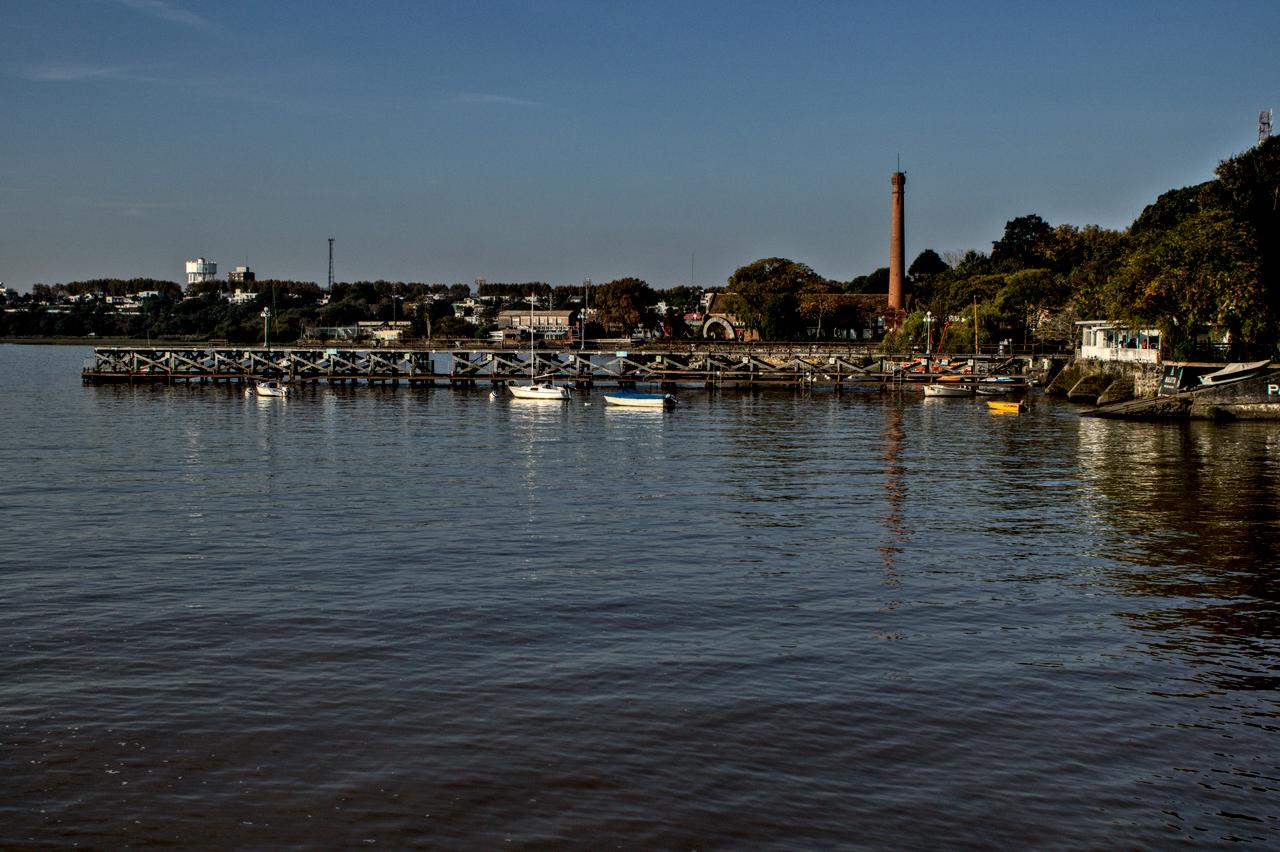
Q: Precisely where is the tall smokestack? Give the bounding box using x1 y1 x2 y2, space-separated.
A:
889 171 906 314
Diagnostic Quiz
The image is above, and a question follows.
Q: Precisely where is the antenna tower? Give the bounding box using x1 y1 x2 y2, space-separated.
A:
1261 110 1274 144
327 237 335 289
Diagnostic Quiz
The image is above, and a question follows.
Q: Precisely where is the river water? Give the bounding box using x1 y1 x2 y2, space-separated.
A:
2 344 1277 848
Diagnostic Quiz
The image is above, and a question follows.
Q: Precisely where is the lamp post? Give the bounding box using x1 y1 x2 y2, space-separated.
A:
581 278 591 353
262 306 271 351
924 311 932 357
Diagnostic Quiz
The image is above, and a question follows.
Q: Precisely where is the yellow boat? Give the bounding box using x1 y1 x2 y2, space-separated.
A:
986 400 1026 414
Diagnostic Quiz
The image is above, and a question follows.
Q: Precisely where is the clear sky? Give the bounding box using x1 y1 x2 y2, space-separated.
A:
3 0 1278 292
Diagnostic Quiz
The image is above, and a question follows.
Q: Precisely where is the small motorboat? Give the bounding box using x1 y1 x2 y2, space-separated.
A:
976 377 1023 395
252 379 290 398
987 399 1026 414
603 390 676 408
923 383 973 398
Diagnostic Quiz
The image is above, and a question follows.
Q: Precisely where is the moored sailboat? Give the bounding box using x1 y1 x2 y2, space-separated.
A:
509 294 570 400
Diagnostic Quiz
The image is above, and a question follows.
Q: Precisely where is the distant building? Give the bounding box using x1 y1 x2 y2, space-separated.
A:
497 308 576 339
186 257 217 285
356 320 412 345
229 289 257 305
229 265 256 284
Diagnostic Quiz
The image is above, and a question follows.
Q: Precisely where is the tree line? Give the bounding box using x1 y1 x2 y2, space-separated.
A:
5 137 1277 355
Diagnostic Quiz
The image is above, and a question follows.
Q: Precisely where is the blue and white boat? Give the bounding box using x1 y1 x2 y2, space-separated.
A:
602 390 676 408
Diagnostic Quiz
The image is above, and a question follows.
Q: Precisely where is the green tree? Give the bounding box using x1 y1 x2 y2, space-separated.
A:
908 249 948 280
726 257 825 339
798 293 868 338
1062 226 1129 318
848 267 889 294
660 286 703 313
594 277 656 334
991 214 1052 270
1113 207 1263 348
1213 135 1280 338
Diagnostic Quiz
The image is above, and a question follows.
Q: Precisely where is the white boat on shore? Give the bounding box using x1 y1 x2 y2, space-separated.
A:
603 390 676 408
1197 359 1273 386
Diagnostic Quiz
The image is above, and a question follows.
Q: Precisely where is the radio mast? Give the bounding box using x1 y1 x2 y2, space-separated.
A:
327 237 335 290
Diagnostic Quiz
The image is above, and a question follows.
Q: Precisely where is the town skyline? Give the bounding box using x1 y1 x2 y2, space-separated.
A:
3 0 1278 292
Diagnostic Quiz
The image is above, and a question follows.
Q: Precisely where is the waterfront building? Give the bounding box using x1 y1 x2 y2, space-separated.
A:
1076 320 1161 363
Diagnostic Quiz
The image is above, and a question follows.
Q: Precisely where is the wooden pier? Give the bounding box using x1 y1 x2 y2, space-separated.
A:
81 345 1040 390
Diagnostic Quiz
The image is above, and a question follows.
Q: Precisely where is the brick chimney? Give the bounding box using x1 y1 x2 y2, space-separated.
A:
889 171 906 315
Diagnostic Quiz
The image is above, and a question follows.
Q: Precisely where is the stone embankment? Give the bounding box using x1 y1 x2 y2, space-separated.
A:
1051 358 1280 421
1044 360 1162 405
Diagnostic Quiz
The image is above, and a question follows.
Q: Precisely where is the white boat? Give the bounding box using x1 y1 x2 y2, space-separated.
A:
509 381 571 400
603 390 676 408
252 379 290 398
1197 359 1272 386
509 294 570 401
923 383 973 397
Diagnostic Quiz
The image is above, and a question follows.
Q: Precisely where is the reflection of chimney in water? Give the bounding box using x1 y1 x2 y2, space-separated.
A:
889 171 906 313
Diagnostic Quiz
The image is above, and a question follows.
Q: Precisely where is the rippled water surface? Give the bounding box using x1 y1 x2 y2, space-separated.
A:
2 344 1278 848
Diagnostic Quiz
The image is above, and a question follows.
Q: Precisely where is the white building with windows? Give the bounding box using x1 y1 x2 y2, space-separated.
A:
186 257 217 285
1076 321 1161 363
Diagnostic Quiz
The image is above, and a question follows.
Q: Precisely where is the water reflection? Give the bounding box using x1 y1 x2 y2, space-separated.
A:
879 403 906 577
1075 418 1280 686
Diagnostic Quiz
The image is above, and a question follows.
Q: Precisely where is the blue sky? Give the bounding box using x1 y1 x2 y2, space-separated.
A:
2 0 1278 291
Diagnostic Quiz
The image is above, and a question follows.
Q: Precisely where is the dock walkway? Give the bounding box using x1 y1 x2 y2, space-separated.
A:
81 345 1038 391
